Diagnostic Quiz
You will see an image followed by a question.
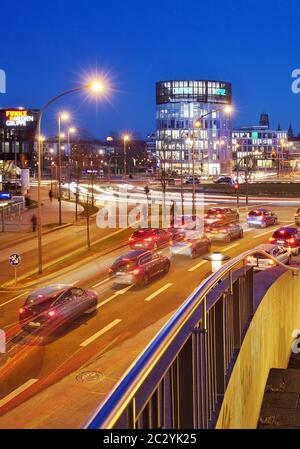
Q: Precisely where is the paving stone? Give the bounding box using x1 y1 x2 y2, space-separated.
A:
258 406 277 426
261 391 299 409
275 408 300 427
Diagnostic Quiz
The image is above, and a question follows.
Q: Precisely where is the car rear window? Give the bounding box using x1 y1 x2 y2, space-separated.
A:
273 230 293 239
25 289 63 305
132 230 153 237
252 253 269 259
207 209 223 216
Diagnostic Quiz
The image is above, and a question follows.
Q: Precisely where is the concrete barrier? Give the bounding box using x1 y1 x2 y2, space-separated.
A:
216 269 300 429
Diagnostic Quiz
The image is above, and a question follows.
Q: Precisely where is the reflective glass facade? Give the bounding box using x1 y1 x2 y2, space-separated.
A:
156 80 232 175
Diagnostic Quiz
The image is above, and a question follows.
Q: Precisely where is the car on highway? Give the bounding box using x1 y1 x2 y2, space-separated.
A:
204 222 243 242
247 209 278 228
128 228 171 250
19 285 98 331
269 227 300 255
295 208 300 226
214 176 233 185
246 244 291 270
168 215 202 233
184 175 200 185
204 207 239 225
170 234 211 258
108 250 170 286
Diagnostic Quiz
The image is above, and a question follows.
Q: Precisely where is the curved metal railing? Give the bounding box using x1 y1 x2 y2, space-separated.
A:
84 249 298 429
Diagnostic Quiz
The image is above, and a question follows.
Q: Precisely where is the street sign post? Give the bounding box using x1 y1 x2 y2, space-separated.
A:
8 253 21 285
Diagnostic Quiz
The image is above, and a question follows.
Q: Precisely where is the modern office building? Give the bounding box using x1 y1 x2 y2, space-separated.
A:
232 125 288 171
156 80 232 175
0 107 39 168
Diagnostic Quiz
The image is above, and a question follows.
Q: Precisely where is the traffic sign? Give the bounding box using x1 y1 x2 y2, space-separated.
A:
8 253 21 267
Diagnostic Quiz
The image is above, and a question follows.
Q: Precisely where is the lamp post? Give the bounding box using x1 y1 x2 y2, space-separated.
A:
36 81 104 274
57 112 69 225
123 134 130 178
67 127 76 199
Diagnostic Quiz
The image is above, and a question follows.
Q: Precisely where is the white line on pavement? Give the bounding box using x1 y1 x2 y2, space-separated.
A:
80 319 122 347
144 283 173 302
223 243 240 251
96 285 133 309
188 260 208 272
0 378 38 408
92 278 110 288
0 291 29 308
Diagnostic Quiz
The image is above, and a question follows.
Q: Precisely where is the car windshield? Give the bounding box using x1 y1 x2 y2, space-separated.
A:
252 253 269 259
25 286 67 306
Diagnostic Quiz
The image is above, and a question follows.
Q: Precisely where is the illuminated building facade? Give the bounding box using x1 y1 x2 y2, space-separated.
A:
156 80 232 175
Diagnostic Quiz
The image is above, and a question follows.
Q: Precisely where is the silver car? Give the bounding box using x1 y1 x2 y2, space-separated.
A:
205 222 243 242
246 244 291 270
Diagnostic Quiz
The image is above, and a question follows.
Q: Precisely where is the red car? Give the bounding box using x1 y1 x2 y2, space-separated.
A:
128 228 171 250
269 227 300 255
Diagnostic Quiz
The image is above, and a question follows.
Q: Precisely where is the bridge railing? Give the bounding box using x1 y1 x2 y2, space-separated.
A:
84 249 298 429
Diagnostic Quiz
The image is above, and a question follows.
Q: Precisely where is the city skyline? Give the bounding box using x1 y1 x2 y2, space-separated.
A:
1 0 300 138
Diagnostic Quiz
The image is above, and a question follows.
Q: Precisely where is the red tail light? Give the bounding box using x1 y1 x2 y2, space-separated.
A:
280 230 285 234
144 237 153 242
19 307 25 314
220 229 227 233
287 238 295 244
216 214 223 218
129 268 140 275
204 213 208 218
48 310 56 317
128 237 134 242
108 267 113 273
269 237 275 242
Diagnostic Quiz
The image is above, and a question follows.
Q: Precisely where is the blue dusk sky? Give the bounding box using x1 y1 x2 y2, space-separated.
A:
0 0 299 138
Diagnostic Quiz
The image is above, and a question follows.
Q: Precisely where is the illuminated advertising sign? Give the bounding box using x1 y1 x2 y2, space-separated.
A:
0 192 11 200
212 88 226 96
172 87 193 95
4 110 34 127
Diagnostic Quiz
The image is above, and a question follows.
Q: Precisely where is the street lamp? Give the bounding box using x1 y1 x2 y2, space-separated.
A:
123 134 130 178
36 80 105 273
67 127 76 199
57 112 69 225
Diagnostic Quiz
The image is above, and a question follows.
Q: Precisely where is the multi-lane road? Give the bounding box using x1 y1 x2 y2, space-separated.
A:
0 184 299 428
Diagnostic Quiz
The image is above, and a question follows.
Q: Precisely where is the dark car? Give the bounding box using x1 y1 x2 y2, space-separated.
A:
214 176 233 184
128 228 171 250
108 250 170 286
19 285 98 331
295 208 300 226
205 222 243 242
184 175 200 185
170 234 211 258
269 227 300 255
204 207 239 226
247 209 278 228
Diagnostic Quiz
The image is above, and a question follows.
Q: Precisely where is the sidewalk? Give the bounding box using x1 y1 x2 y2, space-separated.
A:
0 186 84 249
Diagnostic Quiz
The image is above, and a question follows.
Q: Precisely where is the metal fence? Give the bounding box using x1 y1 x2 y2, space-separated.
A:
84 249 298 430
0 201 25 232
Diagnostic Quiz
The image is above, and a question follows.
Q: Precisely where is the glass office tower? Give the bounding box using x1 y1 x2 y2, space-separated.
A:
156 80 232 176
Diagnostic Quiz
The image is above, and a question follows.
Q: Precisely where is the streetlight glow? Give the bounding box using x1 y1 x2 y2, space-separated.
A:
223 105 233 114
123 134 130 141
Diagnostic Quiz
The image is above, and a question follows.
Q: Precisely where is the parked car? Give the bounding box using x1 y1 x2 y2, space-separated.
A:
170 234 211 258
295 208 300 226
204 207 239 226
184 175 200 185
247 209 278 228
128 228 171 250
214 176 233 185
269 227 300 255
246 244 291 270
205 222 243 242
108 250 170 286
19 285 98 331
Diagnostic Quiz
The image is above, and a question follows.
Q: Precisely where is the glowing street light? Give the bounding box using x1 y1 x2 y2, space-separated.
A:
123 134 130 178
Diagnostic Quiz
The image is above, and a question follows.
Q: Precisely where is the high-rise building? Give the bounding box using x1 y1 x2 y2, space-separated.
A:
156 80 232 176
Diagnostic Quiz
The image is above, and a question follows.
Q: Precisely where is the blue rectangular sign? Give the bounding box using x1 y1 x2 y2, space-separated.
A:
0 192 12 200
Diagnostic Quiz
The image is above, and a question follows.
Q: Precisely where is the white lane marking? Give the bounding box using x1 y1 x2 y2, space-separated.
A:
223 243 239 251
188 260 208 272
92 278 110 288
0 378 38 408
80 319 122 347
96 285 133 309
144 283 173 302
243 228 254 232
0 291 29 308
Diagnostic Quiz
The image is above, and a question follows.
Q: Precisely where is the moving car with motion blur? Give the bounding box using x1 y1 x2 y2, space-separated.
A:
204 207 239 226
246 244 291 270
205 222 243 242
269 227 300 255
169 234 211 259
213 176 233 185
19 285 98 331
128 228 171 250
247 209 278 228
295 208 300 226
108 250 170 286
168 215 202 234
184 175 200 185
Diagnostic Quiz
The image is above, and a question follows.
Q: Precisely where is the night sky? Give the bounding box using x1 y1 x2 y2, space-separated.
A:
0 0 299 138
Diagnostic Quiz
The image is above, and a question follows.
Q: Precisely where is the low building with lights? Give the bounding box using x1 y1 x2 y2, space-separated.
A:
155 80 232 176
232 125 288 172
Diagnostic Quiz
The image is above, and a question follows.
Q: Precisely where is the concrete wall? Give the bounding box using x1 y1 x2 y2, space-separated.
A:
216 270 300 429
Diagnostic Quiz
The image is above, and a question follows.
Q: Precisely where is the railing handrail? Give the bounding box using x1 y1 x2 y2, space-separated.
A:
84 248 298 429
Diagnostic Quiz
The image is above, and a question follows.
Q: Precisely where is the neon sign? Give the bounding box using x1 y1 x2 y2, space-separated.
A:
212 88 226 96
173 87 193 95
5 110 34 127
